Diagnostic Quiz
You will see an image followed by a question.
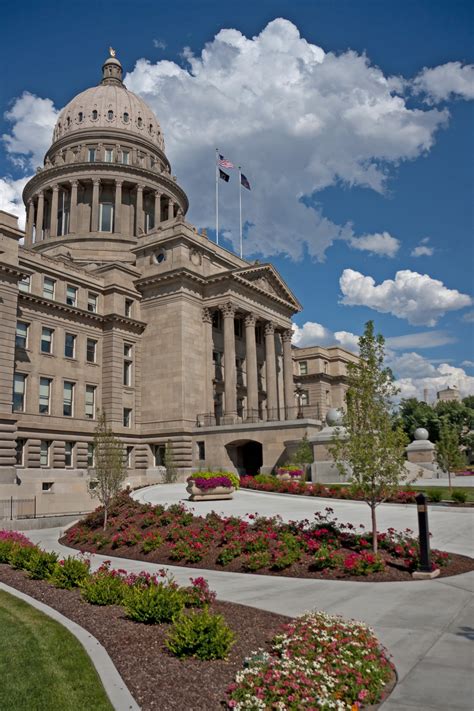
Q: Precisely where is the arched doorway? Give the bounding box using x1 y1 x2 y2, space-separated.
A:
225 439 263 476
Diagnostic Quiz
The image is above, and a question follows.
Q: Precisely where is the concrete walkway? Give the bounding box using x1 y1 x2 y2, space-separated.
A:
18 486 474 710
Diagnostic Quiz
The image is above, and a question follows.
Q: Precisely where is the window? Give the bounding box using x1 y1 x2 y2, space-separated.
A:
15 439 26 466
39 378 52 414
126 446 134 468
123 408 132 427
92 110 98 120
121 150 129 164
87 443 95 467
13 373 26 412
40 441 50 467
64 333 76 358
300 390 309 407
19 275 30 293
63 381 74 416
105 148 113 162
42 481 53 491
88 147 96 162
107 110 114 120
145 210 154 232
86 338 97 363
123 112 129 123
212 311 222 330
87 292 98 312
153 444 166 466
123 344 133 386
85 385 96 419
137 117 143 127
234 318 243 338
65 441 74 467
78 111 83 122
255 325 263 345
197 441 205 461
43 277 55 299
57 190 70 236
66 285 77 307
299 361 308 376
41 327 54 354
124 299 133 317
99 202 114 232
213 351 223 381
323 361 329 374
16 322 28 349
325 390 331 406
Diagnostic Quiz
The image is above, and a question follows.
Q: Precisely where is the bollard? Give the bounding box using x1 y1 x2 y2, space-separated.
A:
412 492 440 579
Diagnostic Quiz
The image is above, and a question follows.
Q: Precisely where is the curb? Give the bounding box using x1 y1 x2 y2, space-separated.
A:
0 582 140 711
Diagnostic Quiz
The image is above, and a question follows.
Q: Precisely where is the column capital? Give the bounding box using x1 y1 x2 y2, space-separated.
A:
264 321 275 336
220 302 236 319
202 307 213 324
154 190 162 198
244 313 257 328
115 179 123 187
92 178 101 186
69 180 78 188
51 183 60 192
281 328 293 343
136 184 144 193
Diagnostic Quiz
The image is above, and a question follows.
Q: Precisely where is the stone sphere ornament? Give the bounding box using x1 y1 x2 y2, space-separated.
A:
326 408 343 427
414 427 429 441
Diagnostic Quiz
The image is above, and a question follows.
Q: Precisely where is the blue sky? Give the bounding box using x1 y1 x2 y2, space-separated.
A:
0 0 473 399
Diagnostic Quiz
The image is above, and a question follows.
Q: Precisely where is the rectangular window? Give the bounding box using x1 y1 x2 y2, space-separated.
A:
19 275 30 293
16 321 28 349
87 443 95 467
66 285 78 307
88 148 96 162
125 299 133 317
42 481 53 491
65 441 74 467
255 325 263 345
40 440 50 467
123 344 133 386
57 190 70 237
99 203 114 232
63 381 74 417
85 385 96 419
299 361 308 376
43 277 55 299
64 333 76 358
13 373 26 412
121 150 129 165
212 311 222 330
15 439 26 466
86 338 97 363
39 377 52 414
300 390 309 406
153 444 166 467
197 441 205 461
123 408 132 427
126 446 133 468
234 318 243 338
323 361 329 374
87 292 98 313
41 327 53 354
104 148 113 163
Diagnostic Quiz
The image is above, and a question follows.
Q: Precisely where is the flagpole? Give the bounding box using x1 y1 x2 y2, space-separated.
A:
238 166 243 259
215 148 219 245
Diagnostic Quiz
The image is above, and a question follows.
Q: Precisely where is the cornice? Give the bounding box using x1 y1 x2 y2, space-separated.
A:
0 263 25 279
135 267 207 290
206 271 300 313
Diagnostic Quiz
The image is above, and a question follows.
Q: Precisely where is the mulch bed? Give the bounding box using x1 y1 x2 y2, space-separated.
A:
0 564 289 711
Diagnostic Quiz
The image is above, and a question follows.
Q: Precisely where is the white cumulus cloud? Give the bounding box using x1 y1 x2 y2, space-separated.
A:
0 176 29 229
2 91 58 170
386 330 456 349
349 231 400 257
339 268 472 326
413 62 474 103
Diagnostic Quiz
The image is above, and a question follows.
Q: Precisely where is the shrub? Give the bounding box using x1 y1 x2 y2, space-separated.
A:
0 531 33 563
141 532 163 553
310 544 343 570
216 542 243 566
50 556 90 589
451 489 468 504
271 532 302 570
165 608 235 660
25 549 58 580
184 577 217 608
429 489 443 503
8 543 36 570
242 550 271 571
80 564 126 605
123 581 185 624
343 551 385 575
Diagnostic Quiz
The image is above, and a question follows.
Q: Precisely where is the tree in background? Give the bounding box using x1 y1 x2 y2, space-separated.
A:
435 424 464 490
164 439 178 483
399 397 474 447
330 321 408 553
290 435 313 465
89 412 126 530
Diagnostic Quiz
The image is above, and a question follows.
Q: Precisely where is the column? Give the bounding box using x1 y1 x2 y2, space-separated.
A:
202 308 215 418
245 313 258 418
167 197 174 221
265 322 278 419
26 200 34 246
221 302 237 417
69 181 78 233
114 180 122 233
154 191 162 225
91 178 100 232
136 184 143 235
36 191 45 241
50 184 59 237
282 329 295 419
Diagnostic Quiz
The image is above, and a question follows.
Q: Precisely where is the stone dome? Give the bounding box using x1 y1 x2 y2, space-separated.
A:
52 52 165 152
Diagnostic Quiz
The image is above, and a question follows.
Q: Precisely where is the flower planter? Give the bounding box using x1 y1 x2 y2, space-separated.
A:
276 469 304 482
186 481 235 501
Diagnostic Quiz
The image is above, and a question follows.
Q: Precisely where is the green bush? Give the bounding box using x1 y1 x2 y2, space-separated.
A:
242 551 271 571
50 556 90 589
141 533 163 554
165 608 235 660
189 470 240 489
253 474 275 485
0 540 15 563
8 544 35 570
428 489 443 503
451 489 468 504
81 571 125 605
25 549 58 580
123 582 185 624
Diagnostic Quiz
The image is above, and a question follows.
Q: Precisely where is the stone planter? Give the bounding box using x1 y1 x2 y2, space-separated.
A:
186 480 235 501
276 470 304 482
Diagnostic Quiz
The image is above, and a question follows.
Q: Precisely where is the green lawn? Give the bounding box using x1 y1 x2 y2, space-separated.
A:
0 590 113 711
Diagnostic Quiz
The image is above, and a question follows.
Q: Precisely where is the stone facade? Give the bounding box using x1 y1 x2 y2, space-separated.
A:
0 52 357 512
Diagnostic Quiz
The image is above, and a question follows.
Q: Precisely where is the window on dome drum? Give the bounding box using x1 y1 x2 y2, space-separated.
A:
64 333 76 359
87 443 95 467
57 191 70 237
149 123 153 133
86 339 97 363
92 110 98 120
85 385 96 419
43 277 55 299
13 373 26 412
41 327 53 354
107 110 114 120
16 321 28 349
105 148 113 162
123 408 132 428
67 117 71 127
16 439 25 466
19 275 30 293
63 381 74 417
78 112 83 122
66 285 77 307
299 361 308 376
39 378 52 414
145 211 154 232
87 292 98 312
88 148 96 162
124 299 133 317
99 203 114 232
137 117 143 127
65 442 74 467
40 441 50 468
123 112 129 123
126 446 133 468
121 150 129 164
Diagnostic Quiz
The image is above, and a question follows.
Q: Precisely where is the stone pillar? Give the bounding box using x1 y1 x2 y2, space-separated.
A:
136 185 144 235
69 181 78 233
114 180 122 233
167 198 174 221
282 329 295 419
91 178 100 232
50 184 59 238
202 308 215 418
26 200 34 246
221 302 237 417
36 191 45 241
245 313 258 418
406 428 437 478
154 191 162 225
265 322 278 419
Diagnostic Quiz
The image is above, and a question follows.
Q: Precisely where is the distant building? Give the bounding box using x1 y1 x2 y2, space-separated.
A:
436 386 460 402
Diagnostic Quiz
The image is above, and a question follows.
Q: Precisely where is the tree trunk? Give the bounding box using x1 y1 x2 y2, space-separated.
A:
103 506 108 531
371 505 378 553
448 469 452 491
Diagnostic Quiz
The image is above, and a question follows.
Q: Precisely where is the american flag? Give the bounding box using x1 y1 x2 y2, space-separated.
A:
218 153 234 169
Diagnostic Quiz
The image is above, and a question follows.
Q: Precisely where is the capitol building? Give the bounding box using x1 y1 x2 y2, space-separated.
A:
0 52 356 515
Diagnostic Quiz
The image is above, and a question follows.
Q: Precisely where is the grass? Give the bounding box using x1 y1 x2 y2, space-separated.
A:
0 590 113 711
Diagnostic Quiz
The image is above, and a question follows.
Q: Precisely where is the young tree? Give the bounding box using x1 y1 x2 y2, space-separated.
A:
290 435 313 466
330 321 408 553
435 423 464 490
89 412 126 530
163 439 178 483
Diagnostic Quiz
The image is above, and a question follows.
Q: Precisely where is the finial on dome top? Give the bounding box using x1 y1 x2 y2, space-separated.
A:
101 48 123 85
109 46 116 57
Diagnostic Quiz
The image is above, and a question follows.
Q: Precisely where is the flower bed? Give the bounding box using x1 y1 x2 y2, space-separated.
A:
60 492 473 582
276 465 305 481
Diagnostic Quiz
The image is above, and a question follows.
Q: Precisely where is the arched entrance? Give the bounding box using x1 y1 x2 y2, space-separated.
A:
225 439 263 476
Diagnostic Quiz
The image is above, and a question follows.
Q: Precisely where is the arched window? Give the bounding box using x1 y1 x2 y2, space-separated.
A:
123 112 129 123
137 117 143 127
149 123 153 133
66 116 71 127
107 110 114 120
99 202 114 232
78 112 83 122
92 110 98 120
57 190 70 237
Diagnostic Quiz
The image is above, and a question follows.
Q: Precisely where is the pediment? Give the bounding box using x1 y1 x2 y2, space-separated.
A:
232 264 301 312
